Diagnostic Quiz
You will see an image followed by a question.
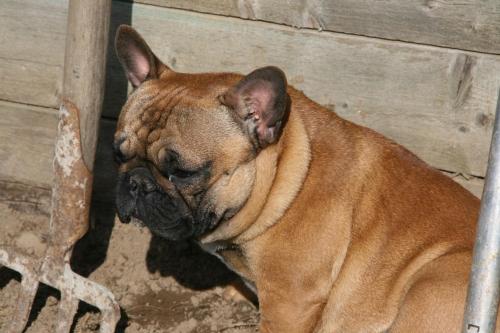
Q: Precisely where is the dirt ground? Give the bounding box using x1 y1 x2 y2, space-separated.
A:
0 180 259 332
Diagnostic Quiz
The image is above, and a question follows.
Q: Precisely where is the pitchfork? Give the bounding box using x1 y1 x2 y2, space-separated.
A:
0 102 120 333
0 0 121 332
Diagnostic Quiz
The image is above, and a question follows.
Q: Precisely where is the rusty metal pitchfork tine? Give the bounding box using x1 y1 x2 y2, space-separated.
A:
43 100 120 332
0 102 120 333
0 249 39 333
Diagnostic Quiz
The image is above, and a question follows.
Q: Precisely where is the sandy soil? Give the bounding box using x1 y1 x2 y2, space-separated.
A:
0 184 259 333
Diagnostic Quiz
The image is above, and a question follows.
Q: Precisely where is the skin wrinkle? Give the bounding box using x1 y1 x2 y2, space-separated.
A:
117 86 166 160
145 86 190 164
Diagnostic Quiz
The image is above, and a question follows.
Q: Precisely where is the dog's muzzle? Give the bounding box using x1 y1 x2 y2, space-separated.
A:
115 167 195 240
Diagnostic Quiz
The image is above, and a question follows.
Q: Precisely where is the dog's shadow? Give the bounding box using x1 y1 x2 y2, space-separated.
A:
145 235 237 290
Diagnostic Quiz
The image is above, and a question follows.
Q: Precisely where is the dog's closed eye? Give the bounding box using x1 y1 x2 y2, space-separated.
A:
169 168 197 180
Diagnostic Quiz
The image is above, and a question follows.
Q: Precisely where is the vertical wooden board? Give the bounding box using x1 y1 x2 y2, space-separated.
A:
135 0 500 54
0 0 67 107
62 0 112 170
125 4 500 177
101 2 134 119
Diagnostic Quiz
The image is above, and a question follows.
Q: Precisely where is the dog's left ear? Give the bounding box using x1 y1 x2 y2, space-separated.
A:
220 66 291 149
115 25 168 88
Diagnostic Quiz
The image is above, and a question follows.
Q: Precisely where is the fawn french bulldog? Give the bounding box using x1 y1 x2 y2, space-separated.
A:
113 25 484 332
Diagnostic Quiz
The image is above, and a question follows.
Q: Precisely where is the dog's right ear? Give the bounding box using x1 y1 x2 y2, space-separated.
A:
115 25 168 88
220 66 291 149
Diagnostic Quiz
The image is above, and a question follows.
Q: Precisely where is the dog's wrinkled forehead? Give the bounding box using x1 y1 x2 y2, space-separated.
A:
115 72 249 166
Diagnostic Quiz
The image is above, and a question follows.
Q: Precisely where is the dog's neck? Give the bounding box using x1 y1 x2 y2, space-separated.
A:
200 106 311 245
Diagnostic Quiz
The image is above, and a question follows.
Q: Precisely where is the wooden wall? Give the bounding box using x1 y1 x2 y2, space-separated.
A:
1 0 499 201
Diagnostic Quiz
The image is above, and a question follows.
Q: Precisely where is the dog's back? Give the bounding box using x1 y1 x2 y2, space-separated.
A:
290 88 481 332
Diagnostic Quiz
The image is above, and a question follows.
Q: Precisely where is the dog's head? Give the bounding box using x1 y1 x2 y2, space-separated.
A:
113 25 291 240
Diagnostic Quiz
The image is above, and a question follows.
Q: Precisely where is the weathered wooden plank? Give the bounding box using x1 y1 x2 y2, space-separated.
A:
0 0 66 107
124 3 500 177
0 100 485 204
0 102 57 187
0 101 117 204
0 0 128 116
442 172 484 199
457 177 484 199
135 0 500 54
1 0 500 177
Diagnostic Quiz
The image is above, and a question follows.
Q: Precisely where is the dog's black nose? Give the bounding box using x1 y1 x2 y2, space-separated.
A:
116 167 159 224
129 173 157 194
128 168 158 195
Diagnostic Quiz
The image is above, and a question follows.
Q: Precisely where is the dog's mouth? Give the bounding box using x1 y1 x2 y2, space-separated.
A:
115 168 196 240
115 167 231 241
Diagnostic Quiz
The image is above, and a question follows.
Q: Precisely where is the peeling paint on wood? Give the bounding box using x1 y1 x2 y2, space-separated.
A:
54 104 81 178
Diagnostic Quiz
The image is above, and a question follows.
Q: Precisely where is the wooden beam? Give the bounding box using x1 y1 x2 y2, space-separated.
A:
62 0 112 170
0 102 57 188
134 0 500 54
